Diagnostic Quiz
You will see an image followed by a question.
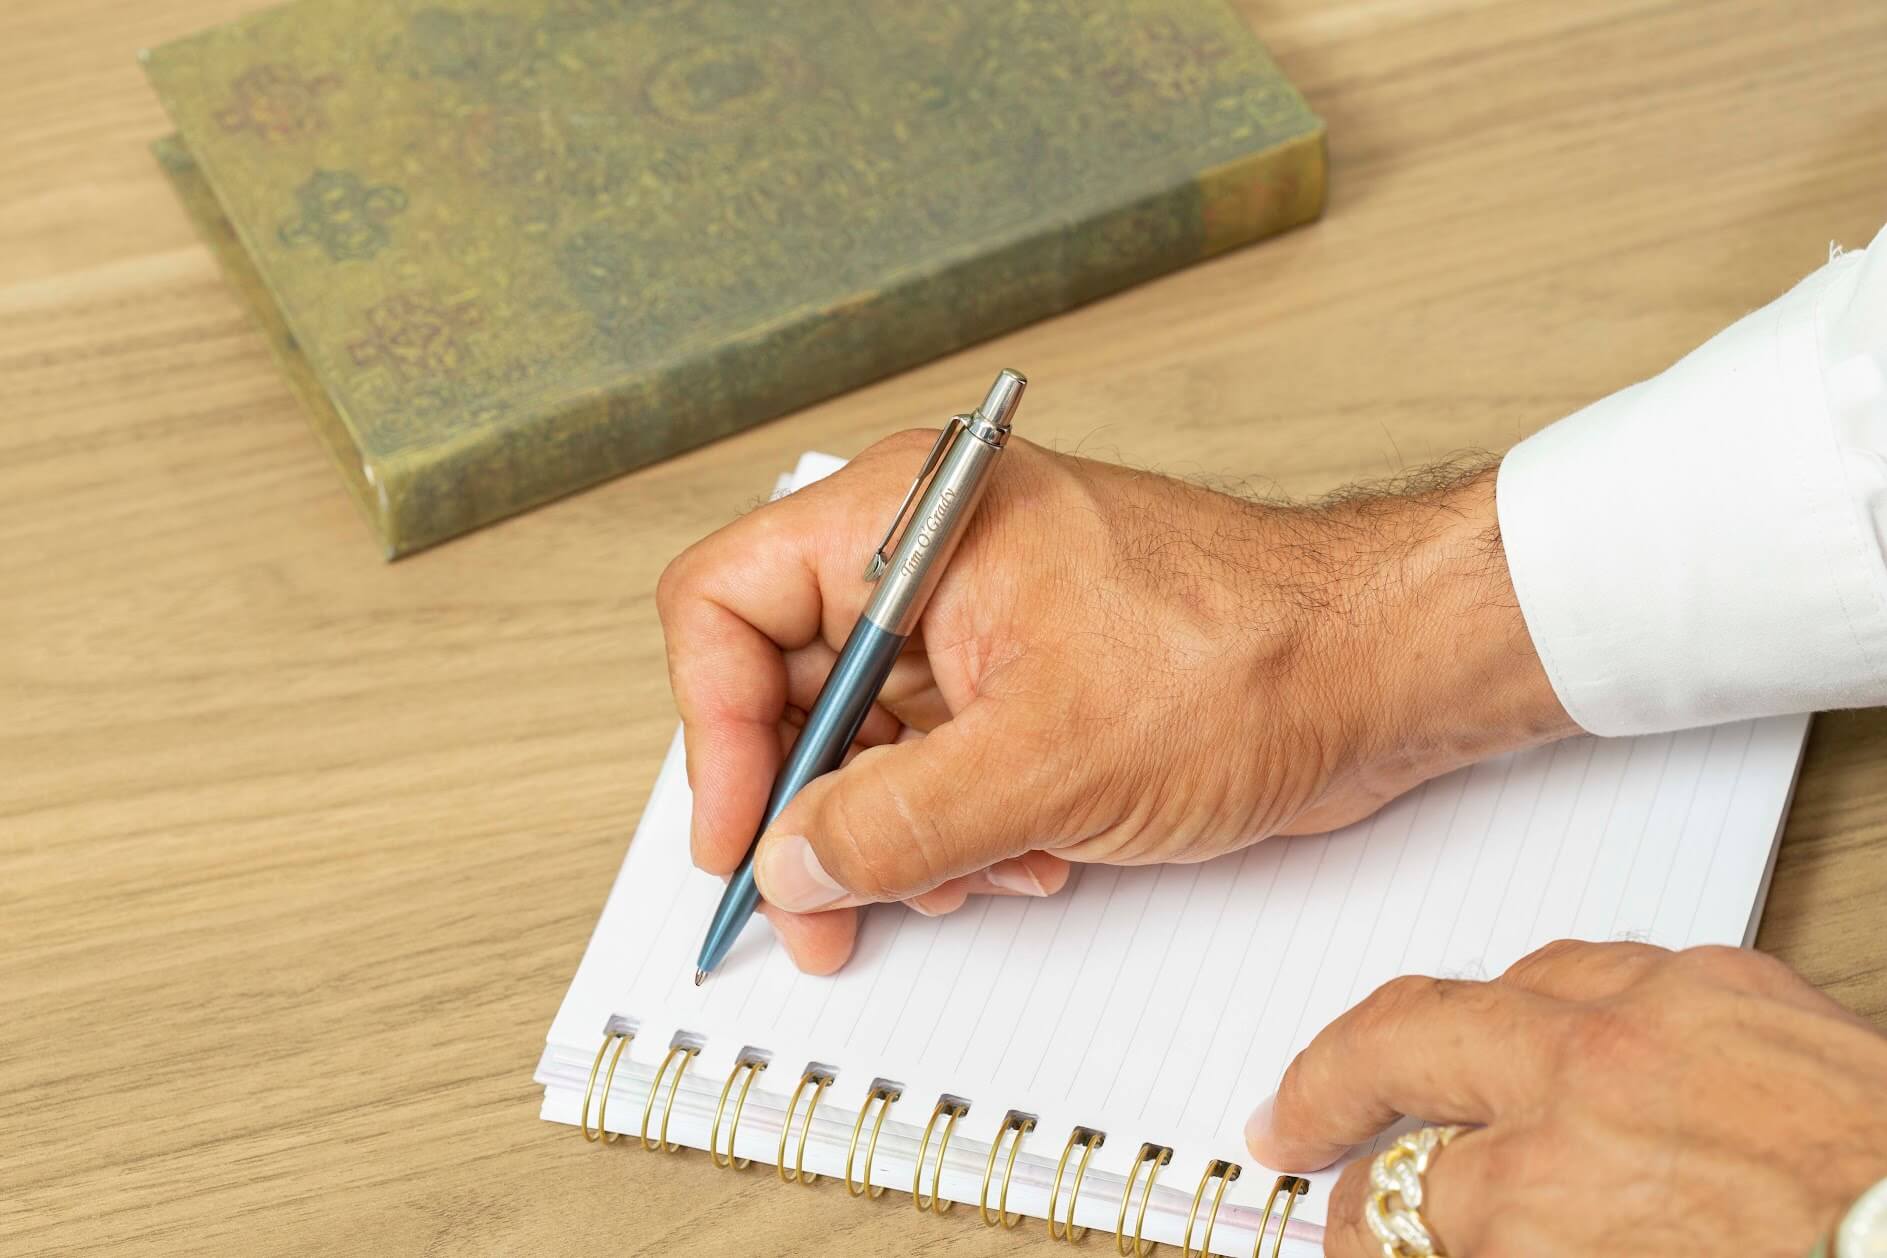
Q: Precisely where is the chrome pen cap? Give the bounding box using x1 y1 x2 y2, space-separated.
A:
974 368 1026 439
860 369 1024 635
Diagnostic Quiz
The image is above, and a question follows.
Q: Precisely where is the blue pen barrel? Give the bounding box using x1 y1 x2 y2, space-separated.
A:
695 619 907 976
759 618 908 835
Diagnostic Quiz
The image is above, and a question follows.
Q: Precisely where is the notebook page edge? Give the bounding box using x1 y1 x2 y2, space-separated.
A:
1743 712 1812 947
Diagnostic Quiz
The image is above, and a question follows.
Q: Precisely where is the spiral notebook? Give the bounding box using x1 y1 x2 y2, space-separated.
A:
535 452 1811 1256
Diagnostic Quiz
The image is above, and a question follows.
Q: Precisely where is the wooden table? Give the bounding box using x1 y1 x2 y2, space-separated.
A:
6 0 1884 1253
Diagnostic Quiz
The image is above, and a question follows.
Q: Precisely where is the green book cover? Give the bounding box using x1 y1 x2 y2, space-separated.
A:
144 0 1325 557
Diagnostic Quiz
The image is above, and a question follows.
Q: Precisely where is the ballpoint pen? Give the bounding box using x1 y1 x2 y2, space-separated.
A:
692 368 1027 983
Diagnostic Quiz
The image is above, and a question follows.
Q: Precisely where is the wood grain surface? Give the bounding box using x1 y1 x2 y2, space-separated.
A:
4 1 1884 1254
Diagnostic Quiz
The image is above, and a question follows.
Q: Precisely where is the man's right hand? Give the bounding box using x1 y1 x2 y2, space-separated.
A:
656 430 1573 973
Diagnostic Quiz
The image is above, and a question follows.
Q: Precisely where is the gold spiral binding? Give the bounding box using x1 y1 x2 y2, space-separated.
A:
777 1068 832 1185
843 1083 901 1198
978 1111 1036 1228
1250 1175 1310 1258
1047 1127 1106 1243
1182 1159 1242 1258
709 1054 767 1169
580 1029 633 1144
912 1098 969 1215
1114 1143 1174 1258
639 1043 699 1152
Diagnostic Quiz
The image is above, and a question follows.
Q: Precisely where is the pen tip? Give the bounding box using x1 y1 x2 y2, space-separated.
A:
694 969 708 986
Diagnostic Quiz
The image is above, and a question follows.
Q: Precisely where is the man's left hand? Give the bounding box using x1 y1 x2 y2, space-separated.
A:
1246 940 1887 1257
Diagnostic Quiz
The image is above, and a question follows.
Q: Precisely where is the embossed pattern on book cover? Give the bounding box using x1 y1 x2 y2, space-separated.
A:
146 0 1324 555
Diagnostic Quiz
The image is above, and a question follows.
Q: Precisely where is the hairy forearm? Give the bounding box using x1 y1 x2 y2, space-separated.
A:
1271 462 1576 826
1367 465 1573 767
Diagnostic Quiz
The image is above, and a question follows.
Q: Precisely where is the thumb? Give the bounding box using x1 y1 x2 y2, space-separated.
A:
753 710 1036 912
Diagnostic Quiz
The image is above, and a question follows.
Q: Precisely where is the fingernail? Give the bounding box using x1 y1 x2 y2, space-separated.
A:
1244 1094 1275 1156
758 836 849 912
910 899 942 917
985 861 1048 896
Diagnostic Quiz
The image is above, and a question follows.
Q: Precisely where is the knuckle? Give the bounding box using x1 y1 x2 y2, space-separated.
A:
1367 974 1451 1023
1671 943 1779 988
873 427 942 460
849 428 942 486
746 498 797 547
1507 937 1585 977
1339 976 1491 1074
652 543 705 622
1374 973 1435 1008
653 549 692 619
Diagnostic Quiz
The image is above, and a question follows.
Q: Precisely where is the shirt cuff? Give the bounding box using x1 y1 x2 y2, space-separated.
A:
1497 228 1887 737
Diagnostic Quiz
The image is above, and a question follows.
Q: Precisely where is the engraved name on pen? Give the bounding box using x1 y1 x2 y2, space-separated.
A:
900 486 959 578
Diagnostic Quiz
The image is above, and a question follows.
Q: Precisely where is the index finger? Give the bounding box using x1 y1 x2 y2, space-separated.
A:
657 497 837 874
1245 975 1568 1171
654 442 920 874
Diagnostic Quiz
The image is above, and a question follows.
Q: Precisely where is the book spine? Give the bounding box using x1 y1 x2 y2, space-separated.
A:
369 125 1328 557
1195 126 1328 261
153 136 401 553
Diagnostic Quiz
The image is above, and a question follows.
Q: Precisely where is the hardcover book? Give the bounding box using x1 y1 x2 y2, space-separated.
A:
145 0 1325 557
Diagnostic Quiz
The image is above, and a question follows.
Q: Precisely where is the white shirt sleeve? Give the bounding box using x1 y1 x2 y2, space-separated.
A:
1497 221 1887 736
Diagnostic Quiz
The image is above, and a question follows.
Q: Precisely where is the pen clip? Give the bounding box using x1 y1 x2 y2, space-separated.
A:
864 416 968 582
